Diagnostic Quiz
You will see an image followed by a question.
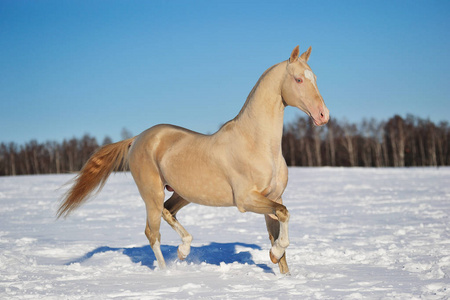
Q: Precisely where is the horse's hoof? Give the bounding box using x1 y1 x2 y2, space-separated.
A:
278 253 290 274
269 250 279 264
177 248 187 260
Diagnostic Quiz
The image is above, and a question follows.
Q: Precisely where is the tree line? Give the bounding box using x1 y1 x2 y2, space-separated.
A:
0 115 449 176
0 135 109 176
282 115 449 167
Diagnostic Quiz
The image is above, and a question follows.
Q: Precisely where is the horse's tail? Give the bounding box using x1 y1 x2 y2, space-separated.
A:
57 137 136 218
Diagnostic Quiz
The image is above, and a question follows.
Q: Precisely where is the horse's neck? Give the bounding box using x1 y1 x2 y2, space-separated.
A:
233 62 286 153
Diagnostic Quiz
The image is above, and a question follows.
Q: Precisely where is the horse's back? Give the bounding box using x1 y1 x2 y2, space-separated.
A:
131 123 204 154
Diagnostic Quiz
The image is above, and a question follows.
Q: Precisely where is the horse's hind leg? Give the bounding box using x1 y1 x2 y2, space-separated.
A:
162 193 192 260
164 193 190 216
265 214 289 274
136 178 167 269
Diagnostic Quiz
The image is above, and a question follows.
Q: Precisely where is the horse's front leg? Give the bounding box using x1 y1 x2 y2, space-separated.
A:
238 191 290 271
265 213 290 274
268 209 290 265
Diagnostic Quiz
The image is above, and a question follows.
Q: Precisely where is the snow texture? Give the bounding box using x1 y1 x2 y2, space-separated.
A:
1 168 449 299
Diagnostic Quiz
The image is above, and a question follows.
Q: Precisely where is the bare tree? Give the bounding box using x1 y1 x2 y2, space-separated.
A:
327 120 336 166
9 142 17 176
342 121 358 167
121 128 133 140
102 136 113 146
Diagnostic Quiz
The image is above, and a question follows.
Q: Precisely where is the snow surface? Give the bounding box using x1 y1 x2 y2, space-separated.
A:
1 168 449 299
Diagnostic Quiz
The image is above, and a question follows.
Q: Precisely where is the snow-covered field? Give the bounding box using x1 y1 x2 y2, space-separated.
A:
1 168 449 299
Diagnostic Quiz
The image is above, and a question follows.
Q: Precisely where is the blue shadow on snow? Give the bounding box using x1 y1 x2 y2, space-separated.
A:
66 242 274 274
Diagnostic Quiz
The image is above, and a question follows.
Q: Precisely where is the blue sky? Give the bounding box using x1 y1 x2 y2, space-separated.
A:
1 0 449 144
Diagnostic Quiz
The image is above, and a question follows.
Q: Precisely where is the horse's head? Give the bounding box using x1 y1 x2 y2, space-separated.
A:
281 45 329 126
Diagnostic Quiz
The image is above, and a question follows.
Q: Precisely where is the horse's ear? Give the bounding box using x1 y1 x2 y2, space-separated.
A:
289 45 300 63
300 46 312 62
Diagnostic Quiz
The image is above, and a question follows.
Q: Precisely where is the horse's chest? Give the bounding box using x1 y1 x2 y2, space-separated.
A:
259 159 288 201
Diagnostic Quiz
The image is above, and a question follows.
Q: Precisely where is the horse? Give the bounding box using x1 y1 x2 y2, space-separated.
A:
57 45 329 274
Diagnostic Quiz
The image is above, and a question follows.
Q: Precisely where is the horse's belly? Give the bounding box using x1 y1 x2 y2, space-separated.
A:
175 183 234 206
184 188 234 207
162 162 235 207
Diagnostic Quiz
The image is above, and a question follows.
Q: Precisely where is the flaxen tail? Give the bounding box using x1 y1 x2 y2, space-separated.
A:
57 137 135 218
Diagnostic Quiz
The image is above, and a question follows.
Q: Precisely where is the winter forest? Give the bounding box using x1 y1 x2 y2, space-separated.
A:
1 114 449 176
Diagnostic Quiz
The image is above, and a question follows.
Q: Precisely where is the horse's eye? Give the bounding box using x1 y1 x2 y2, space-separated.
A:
296 78 303 83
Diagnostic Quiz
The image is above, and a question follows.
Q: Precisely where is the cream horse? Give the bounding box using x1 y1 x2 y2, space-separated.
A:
58 45 329 274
